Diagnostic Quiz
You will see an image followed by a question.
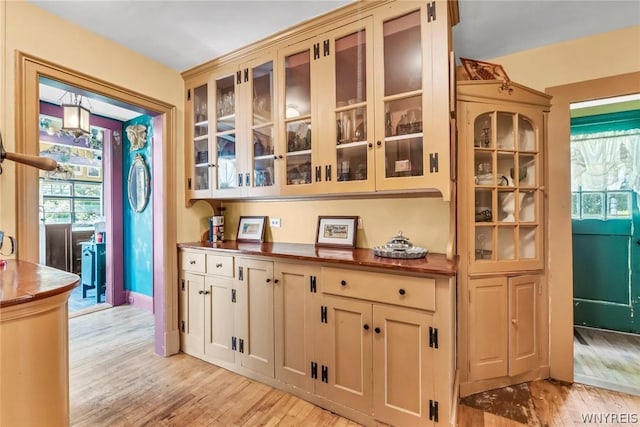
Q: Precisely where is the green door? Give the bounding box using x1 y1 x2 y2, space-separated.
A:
572 190 640 333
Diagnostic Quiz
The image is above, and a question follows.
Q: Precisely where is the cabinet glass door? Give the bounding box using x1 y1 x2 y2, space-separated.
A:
473 111 541 263
192 84 211 191
284 50 312 186
335 29 369 183
381 10 424 179
215 75 238 190
251 61 276 189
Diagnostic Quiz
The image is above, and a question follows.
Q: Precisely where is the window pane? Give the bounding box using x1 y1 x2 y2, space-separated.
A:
75 183 101 197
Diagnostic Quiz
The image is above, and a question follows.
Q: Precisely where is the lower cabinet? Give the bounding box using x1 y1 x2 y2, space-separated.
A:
468 275 540 381
179 249 453 426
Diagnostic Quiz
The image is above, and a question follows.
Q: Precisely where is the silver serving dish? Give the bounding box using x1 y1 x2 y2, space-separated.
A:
373 232 428 259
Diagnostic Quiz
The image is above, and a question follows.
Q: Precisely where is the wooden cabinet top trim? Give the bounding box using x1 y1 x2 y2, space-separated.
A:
0 260 79 308
178 241 457 276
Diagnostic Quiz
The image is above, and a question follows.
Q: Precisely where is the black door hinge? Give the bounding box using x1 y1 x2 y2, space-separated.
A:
231 288 236 303
187 178 192 190
311 361 318 379
181 279 185 291
239 267 243 281
244 68 249 83
313 43 320 60
236 70 242 85
320 306 327 323
180 320 185 333
187 88 191 101
429 327 439 349
427 1 436 23
429 153 439 173
321 365 328 383
310 275 317 293
232 336 237 351
429 400 439 422
239 338 244 354
323 39 330 56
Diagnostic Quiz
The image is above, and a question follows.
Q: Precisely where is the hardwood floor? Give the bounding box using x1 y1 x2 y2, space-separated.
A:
69 306 640 426
574 326 640 397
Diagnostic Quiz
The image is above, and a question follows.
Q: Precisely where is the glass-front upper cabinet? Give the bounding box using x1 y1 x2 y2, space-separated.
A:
458 80 551 274
278 18 374 195
248 59 278 195
373 1 451 197
187 79 213 199
215 72 240 194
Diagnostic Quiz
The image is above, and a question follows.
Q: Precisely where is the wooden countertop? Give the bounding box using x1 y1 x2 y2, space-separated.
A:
0 260 80 308
178 241 457 276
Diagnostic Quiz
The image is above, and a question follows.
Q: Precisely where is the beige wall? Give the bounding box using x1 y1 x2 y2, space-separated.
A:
223 196 450 252
488 26 640 382
0 1 208 247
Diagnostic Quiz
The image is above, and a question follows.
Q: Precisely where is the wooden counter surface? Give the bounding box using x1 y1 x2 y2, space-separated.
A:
0 260 80 308
178 241 457 276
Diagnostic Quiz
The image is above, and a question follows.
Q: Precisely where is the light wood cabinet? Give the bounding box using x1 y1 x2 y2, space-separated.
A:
178 247 455 426
457 81 551 396
468 275 540 381
274 263 320 392
184 0 453 202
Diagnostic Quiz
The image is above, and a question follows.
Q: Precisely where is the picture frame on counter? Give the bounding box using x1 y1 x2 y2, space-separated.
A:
460 57 510 82
315 216 358 248
236 216 267 242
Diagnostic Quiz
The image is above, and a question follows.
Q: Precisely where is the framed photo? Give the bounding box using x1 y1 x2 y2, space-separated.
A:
315 216 358 248
460 57 510 81
86 166 101 178
236 216 267 242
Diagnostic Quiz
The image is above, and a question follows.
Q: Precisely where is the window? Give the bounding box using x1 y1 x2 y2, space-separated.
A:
41 180 103 225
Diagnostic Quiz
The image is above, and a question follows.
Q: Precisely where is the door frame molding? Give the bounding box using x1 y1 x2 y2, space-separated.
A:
15 51 179 356
546 71 640 382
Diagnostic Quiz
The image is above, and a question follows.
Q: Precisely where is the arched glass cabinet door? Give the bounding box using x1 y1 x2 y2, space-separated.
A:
128 153 150 213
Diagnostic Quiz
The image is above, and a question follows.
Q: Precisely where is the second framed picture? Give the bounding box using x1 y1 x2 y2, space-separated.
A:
236 216 267 242
315 216 358 248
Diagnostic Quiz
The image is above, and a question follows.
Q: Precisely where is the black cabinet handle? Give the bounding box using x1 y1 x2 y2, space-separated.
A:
374 327 381 334
266 278 272 283
274 279 279 284
189 260 196 265
198 290 204 295
376 140 382 147
216 263 223 268
368 142 373 148
363 324 370 330
340 280 347 287
203 290 210 295
399 288 406 296
279 155 283 159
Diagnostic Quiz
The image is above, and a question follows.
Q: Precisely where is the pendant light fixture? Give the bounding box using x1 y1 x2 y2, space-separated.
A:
62 93 90 138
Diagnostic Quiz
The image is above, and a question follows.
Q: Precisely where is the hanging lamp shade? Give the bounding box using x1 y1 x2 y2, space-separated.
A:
62 102 90 136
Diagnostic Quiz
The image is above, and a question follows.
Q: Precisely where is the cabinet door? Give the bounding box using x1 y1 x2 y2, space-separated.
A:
373 1 450 196
274 263 319 391
322 18 375 193
372 304 434 426
186 77 214 198
508 275 539 376
468 277 508 380
179 272 205 357
246 55 280 196
464 103 545 274
316 295 372 414
236 258 275 377
203 275 235 364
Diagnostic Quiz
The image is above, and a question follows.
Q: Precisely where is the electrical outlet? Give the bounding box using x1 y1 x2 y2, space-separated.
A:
358 217 363 229
270 218 281 228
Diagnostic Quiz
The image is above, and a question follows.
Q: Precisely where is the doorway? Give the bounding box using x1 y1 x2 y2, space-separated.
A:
569 96 640 395
15 52 179 356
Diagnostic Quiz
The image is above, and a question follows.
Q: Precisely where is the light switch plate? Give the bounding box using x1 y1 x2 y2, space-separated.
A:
270 218 281 228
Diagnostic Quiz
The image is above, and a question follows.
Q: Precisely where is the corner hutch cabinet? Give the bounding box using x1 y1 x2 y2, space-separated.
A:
184 0 453 202
456 80 551 396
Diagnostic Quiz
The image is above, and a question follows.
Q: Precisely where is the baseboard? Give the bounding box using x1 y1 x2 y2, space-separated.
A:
125 290 153 312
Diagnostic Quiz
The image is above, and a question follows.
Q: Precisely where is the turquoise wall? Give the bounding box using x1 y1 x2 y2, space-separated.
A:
123 115 153 296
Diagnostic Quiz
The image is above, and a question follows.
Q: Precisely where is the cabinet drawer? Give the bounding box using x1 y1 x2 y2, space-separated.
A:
206 254 234 278
321 267 435 311
180 251 206 273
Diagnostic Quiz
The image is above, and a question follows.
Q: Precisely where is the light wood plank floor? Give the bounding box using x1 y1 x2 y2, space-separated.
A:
69 306 640 426
574 326 640 397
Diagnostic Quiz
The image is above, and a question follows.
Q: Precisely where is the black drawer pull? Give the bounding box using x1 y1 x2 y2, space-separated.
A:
363 324 370 330
399 289 406 296
340 280 347 287
189 260 196 265
266 278 272 283
215 263 223 268
374 327 381 334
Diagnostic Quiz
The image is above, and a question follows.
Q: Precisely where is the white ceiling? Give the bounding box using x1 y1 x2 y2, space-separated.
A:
31 0 640 121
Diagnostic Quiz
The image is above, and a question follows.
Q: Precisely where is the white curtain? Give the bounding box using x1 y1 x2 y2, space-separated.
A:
571 129 640 196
